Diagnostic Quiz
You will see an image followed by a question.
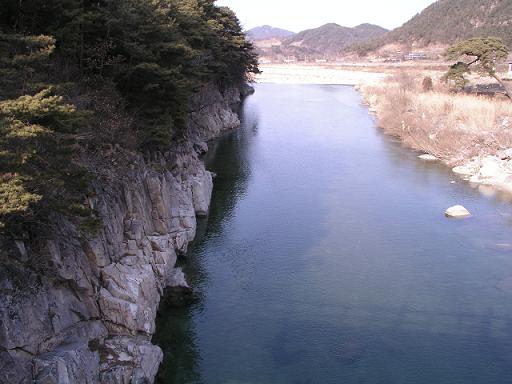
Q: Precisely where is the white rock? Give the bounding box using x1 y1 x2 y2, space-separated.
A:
167 267 191 290
191 170 213 217
504 160 512 173
452 162 479 176
445 205 471 218
481 155 500 165
479 157 502 179
418 154 437 161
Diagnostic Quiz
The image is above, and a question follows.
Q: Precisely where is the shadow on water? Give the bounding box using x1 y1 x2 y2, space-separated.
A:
154 84 512 384
153 98 258 384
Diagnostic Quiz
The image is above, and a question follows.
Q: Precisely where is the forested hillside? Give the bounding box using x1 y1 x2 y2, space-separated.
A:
0 0 258 235
263 23 388 60
355 0 512 54
284 23 388 53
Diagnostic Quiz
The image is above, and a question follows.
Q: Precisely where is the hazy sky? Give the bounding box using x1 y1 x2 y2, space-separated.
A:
216 0 437 32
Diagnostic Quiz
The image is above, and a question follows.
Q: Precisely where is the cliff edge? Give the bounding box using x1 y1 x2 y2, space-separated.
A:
0 83 252 384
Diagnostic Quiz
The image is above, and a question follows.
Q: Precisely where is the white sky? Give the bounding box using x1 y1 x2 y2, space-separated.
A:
215 0 437 32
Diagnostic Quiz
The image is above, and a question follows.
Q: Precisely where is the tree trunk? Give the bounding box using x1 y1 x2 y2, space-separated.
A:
492 74 512 100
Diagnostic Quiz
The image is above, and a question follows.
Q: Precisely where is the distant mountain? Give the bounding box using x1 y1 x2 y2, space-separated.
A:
280 23 388 57
246 25 295 41
363 0 512 52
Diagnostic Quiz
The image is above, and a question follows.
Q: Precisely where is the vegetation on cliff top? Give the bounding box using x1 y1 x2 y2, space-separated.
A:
0 0 259 234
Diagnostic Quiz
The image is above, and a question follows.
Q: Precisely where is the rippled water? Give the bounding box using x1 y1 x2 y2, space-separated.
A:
154 84 512 384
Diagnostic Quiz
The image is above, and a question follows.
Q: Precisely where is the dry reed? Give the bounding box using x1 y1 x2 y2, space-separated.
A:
361 72 512 165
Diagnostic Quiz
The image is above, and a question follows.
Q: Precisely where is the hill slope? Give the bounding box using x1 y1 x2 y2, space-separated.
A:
385 0 512 47
283 23 388 56
246 25 295 41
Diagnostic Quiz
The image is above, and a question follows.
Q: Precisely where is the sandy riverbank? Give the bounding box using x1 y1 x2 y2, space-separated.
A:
255 64 387 85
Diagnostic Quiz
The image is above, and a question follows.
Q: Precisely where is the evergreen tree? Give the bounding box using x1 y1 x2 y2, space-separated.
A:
0 0 259 233
444 37 511 98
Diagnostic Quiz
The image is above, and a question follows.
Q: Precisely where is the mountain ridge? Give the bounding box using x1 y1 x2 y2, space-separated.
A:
353 0 512 54
254 22 388 60
387 0 512 47
283 22 389 54
246 25 295 41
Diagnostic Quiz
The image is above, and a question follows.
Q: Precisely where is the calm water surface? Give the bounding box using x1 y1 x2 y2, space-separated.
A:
154 84 512 384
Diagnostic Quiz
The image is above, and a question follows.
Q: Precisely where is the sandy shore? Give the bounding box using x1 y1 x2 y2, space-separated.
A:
255 64 386 85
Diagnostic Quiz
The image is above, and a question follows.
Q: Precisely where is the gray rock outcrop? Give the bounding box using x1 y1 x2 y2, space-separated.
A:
0 83 250 383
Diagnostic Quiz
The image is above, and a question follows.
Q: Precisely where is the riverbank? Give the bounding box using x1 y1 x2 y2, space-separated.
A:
358 73 512 198
257 64 512 199
152 83 512 383
256 64 386 85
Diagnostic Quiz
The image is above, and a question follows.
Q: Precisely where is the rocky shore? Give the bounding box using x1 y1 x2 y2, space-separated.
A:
0 84 252 383
357 73 512 202
451 152 512 196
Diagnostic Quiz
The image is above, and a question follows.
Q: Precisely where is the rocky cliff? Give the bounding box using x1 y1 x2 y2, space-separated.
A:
0 84 251 384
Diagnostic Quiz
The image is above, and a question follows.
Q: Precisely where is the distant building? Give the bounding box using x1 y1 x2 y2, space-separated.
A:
404 52 428 61
509 62 512 74
315 59 327 63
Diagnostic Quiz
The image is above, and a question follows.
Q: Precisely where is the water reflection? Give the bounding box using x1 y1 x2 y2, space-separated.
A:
155 84 512 384
153 98 257 383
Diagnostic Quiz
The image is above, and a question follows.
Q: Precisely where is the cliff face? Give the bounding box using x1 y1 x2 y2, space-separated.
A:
0 84 250 384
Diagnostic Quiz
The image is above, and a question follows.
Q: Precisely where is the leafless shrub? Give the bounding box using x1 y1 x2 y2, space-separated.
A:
361 74 512 164
422 76 433 92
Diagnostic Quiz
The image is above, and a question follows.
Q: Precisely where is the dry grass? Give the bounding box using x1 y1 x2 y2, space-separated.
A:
361 72 512 165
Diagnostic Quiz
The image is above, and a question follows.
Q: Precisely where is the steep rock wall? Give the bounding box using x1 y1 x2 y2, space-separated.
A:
0 84 250 384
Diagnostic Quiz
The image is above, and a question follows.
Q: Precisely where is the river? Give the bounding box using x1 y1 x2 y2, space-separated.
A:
154 83 512 384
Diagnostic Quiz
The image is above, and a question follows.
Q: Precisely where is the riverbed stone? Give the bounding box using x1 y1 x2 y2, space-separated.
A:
418 154 438 161
445 205 471 218
452 161 480 176
479 156 503 179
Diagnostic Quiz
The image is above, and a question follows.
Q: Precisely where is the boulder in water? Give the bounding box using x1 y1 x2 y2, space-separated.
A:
445 205 471 218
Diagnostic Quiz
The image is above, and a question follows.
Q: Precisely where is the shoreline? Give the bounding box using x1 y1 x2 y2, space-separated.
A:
255 64 387 85
256 64 512 202
0 84 249 384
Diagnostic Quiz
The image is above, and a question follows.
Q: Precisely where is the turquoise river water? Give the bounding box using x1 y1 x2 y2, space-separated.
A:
154 84 512 384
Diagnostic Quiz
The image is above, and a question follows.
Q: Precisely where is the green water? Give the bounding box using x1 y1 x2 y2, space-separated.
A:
154 84 512 384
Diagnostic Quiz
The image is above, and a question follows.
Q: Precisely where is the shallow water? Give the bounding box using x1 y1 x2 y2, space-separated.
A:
154 84 512 384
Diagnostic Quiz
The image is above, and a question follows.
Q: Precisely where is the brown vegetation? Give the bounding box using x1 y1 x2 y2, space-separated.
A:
361 72 512 165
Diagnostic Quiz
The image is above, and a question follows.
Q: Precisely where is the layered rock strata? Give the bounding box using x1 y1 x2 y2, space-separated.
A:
0 84 251 384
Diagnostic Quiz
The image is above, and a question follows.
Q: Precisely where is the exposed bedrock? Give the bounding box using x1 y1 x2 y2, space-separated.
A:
0 84 250 384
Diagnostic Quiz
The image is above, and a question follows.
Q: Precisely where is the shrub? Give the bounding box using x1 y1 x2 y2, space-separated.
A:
422 76 433 91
